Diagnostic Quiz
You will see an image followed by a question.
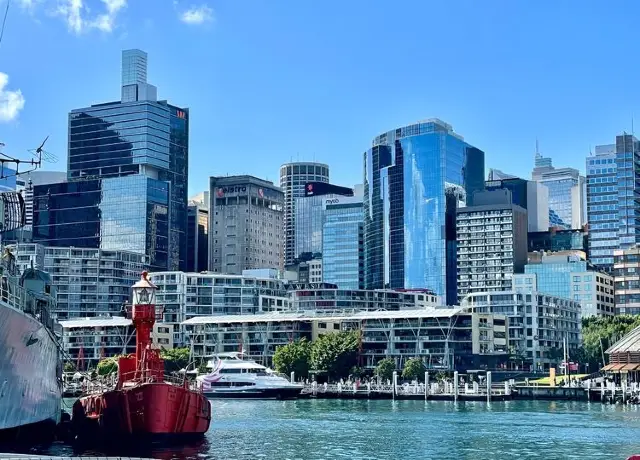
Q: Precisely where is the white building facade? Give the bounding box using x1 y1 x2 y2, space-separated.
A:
461 289 581 371
9 243 147 320
59 317 135 369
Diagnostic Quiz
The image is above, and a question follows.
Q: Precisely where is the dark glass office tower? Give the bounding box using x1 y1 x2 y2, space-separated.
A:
363 119 484 303
33 49 188 271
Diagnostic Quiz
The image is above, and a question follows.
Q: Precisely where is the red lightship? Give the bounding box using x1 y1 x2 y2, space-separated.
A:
72 272 211 438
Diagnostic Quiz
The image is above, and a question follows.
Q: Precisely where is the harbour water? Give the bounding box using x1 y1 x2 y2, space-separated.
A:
5 399 640 459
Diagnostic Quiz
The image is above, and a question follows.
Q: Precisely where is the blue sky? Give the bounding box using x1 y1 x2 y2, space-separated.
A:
1 0 640 194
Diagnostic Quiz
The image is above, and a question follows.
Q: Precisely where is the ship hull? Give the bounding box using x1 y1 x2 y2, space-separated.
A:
74 382 211 437
203 387 303 399
0 302 61 435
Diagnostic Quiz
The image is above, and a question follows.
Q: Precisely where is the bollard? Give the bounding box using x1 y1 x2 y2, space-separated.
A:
425 372 429 400
393 371 398 399
453 371 459 402
290 371 295 383
487 371 492 403
353 383 357 394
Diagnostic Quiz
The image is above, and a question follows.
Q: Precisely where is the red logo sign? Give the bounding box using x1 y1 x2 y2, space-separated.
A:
258 188 264 198
307 184 313 192
216 188 224 198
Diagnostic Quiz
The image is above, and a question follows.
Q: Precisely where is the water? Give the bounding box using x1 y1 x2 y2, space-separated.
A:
5 399 640 459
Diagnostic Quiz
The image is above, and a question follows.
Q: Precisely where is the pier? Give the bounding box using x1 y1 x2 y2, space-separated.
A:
301 371 512 401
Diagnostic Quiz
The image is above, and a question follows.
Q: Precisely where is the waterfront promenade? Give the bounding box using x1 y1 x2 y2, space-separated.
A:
300 371 640 403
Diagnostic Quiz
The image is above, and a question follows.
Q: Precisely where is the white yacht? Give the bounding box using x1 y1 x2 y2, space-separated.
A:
196 352 304 399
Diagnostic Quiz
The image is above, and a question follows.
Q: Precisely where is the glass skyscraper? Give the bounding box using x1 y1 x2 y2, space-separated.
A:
532 152 584 230
33 49 188 271
322 197 363 289
280 162 330 267
363 119 484 302
587 134 640 270
294 183 353 259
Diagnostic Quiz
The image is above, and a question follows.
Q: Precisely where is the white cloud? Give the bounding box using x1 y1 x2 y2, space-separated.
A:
56 0 84 34
55 0 127 34
90 0 127 32
0 73 25 123
17 0 40 11
180 4 213 25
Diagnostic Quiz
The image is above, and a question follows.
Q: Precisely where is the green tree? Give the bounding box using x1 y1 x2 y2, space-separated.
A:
160 347 191 373
96 356 119 376
310 330 360 380
349 366 365 379
578 315 640 370
63 361 75 373
402 357 425 382
273 338 312 379
375 358 396 382
546 347 564 366
197 360 209 374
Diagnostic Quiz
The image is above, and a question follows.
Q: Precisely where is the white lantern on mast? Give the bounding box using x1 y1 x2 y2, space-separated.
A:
131 271 157 306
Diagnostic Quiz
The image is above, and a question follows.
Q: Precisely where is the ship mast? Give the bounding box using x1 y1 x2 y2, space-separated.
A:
130 271 163 382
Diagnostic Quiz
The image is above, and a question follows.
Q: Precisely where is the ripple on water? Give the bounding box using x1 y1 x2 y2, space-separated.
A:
5 399 640 459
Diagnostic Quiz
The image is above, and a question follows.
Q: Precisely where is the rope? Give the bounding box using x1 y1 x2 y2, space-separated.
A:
0 0 9 49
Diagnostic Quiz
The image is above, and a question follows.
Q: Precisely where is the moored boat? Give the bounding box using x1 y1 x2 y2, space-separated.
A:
197 352 304 399
0 259 63 442
72 272 211 438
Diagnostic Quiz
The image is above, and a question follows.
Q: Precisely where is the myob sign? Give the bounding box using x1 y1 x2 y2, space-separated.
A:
324 196 362 206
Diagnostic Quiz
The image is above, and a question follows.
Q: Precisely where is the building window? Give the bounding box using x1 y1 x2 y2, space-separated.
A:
573 285 580 291
572 276 581 282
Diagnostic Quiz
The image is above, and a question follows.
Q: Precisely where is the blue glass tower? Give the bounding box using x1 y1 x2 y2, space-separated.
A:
33 49 188 271
587 134 639 270
322 198 363 289
363 119 484 303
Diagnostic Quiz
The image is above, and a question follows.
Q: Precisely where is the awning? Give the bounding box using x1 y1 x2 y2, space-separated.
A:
621 363 640 371
603 363 626 372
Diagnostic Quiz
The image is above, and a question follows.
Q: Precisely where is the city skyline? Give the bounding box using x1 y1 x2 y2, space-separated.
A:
3 1 640 194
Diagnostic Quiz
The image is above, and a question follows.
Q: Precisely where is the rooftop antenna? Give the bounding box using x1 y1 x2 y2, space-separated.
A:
0 137 57 235
535 138 540 159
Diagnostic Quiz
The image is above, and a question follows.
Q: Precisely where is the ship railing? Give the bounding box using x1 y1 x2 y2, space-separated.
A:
78 372 205 396
0 274 55 331
114 370 205 393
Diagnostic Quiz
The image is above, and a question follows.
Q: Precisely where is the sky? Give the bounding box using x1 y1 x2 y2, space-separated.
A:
1 0 640 195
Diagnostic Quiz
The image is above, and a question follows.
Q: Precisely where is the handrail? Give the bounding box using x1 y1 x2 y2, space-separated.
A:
0 273 56 331
78 370 204 395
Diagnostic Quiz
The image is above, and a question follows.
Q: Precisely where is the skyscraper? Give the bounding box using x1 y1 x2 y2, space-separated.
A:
208 175 283 274
294 182 353 259
33 49 188 271
485 177 549 232
457 190 528 302
532 149 585 230
363 118 485 301
587 134 640 270
322 197 364 289
280 162 329 267
186 202 208 273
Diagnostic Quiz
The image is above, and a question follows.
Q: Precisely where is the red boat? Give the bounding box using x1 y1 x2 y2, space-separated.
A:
72 272 211 438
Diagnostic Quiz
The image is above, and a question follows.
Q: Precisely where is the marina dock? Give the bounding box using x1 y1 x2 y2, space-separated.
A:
300 371 513 401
